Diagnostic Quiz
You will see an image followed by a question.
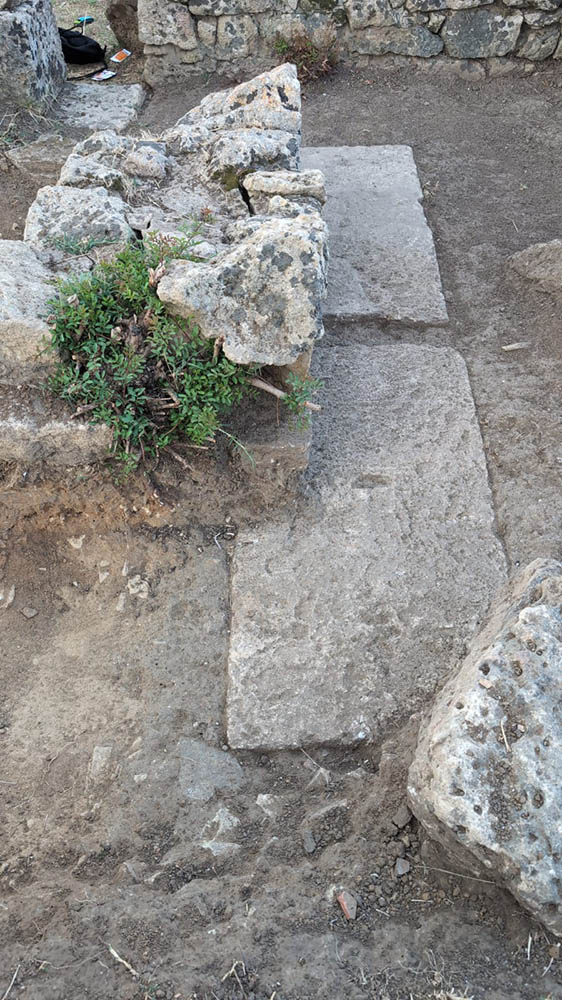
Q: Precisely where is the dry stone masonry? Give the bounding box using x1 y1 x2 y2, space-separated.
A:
108 0 562 82
0 64 328 467
408 560 562 937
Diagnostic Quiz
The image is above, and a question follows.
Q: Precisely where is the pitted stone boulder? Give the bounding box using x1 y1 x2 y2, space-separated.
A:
516 25 560 58
408 559 562 938
216 14 258 57
24 186 133 254
179 63 301 135
345 0 420 29
157 214 328 365
243 169 326 214
0 242 53 368
0 0 65 108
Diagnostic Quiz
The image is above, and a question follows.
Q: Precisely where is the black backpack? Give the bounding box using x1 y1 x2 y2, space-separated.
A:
59 28 107 65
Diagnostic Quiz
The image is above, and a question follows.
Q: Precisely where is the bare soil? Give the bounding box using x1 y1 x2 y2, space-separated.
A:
1 61 562 999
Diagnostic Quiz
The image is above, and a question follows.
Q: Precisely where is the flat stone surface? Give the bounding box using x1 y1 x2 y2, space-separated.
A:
227 344 506 749
177 738 245 802
53 82 146 134
408 559 562 937
0 386 111 467
301 146 448 325
0 240 52 367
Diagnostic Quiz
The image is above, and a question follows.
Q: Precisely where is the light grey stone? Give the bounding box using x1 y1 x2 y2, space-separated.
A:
509 239 562 292
24 185 133 252
227 344 506 749
243 169 326 214
301 146 448 324
516 25 560 58
197 16 218 44
345 0 418 29
0 241 52 366
503 0 561 8
143 42 203 85
0 0 65 108
124 142 170 180
406 0 492 9
198 806 240 856
54 82 146 134
58 152 126 190
427 12 446 29
177 738 245 802
138 0 198 48
208 129 300 186
442 10 523 57
350 24 444 54
157 213 327 365
5 135 75 186
0 386 111 466
523 9 562 24
189 0 271 12
265 195 324 218
216 13 258 55
163 123 211 153
180 63 301 135
408 560 562 938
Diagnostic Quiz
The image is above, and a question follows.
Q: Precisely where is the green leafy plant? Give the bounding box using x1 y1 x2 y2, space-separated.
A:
274 25 339 82
49 233 119 256
46 231 323 475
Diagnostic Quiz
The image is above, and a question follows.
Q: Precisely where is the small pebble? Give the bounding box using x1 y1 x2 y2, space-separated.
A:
395 858 410 877
21 606 38 619
337 889 357 920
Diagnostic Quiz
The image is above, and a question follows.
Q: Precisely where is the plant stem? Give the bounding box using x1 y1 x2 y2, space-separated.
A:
247 375 321 412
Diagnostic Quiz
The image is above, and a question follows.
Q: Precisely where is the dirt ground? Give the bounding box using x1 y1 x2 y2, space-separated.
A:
1 57 562 1000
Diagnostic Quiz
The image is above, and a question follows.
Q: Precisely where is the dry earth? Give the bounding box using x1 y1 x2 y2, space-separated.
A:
1 55 562 1000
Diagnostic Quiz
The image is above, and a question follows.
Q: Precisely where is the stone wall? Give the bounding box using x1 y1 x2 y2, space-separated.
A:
110 0 562 83
0 0 66 107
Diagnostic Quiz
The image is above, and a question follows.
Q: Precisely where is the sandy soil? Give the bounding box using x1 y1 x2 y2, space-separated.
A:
1 60 562 1000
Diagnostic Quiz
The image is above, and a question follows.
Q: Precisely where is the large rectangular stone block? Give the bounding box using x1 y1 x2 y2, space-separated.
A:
227 344 506 749
0 0 65 107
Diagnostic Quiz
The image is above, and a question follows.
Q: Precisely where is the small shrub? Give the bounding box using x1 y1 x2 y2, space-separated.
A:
47 231 322 476
275 25 339 82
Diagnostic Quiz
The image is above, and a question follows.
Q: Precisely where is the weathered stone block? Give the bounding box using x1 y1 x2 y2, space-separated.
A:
0 242 52 368
216 14 258 57
408 559 562 938
0 387 111 467
208 129 300 185
189 0 270 13
138 0 198 48
350 24 443 54
24 185 133 253
157 214 327 365
243 169 326 214
515 24 559 58
442 9 523 57
406 0 492 10
227 344 506 749
345 0 416 29
0 0 65 108
181 63 301 135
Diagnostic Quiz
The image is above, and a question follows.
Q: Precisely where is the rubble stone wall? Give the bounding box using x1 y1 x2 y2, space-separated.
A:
116 0 562 84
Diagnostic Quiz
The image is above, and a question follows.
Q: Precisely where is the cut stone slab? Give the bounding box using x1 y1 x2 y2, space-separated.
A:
227 344 506 749
301 146 448 325
0 387 111 467
408 559 562 938
53 82 146 134
0 241 53 368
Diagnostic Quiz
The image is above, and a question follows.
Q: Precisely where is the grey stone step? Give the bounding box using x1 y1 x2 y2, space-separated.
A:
0 386 111 467
301 146 448 326
53 82 146 134
227 343 506 750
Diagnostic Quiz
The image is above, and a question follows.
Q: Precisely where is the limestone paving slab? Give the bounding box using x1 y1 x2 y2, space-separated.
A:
54 82 146 134
301 146 448 325
227 344 506 750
